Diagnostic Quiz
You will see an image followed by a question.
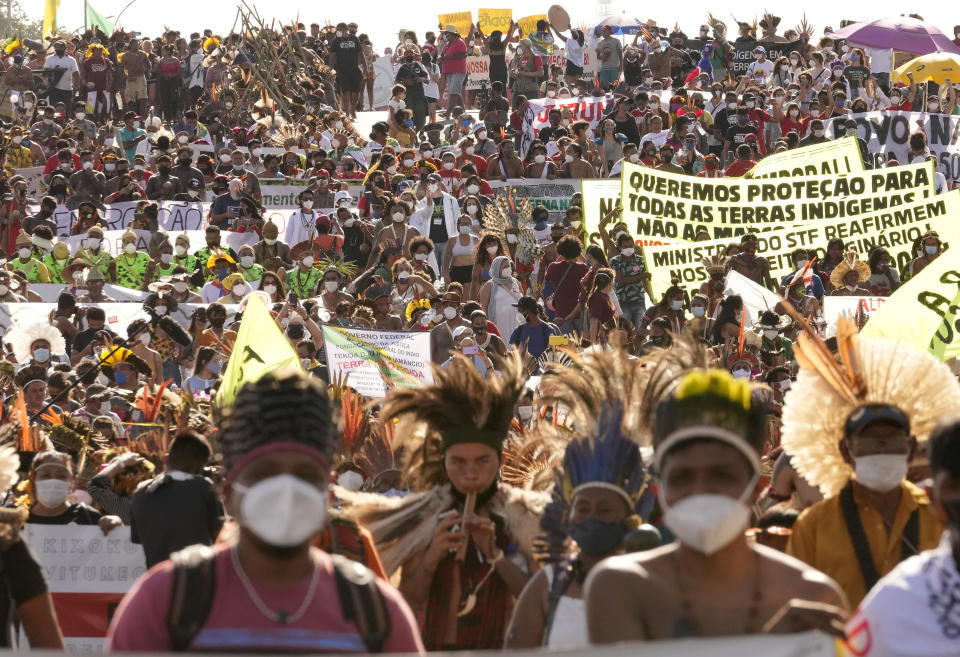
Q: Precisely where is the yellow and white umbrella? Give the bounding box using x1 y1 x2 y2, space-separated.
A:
892 52 960 85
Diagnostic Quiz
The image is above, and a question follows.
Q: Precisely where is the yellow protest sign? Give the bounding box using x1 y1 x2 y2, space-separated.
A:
642 190 957 300
438 11 473 37
744 136 865 178
861 216 960 361
478 8 512 33
518 14 547 37
581 179 681 249
216 294 301 406
620 160 937 242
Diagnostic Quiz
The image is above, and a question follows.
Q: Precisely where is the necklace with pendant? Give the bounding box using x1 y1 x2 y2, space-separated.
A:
230 545 320 625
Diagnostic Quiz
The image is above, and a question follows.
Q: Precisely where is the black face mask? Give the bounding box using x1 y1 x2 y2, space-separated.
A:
567 517 628 557
287 324 305 340
208 315 225 328
404 55 414 63
158 166 171 175
178 158 191 166
711 271 724 281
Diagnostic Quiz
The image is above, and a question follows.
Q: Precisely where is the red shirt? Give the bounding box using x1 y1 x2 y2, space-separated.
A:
723 159 757 177
42 152 83 177
82 57 113 90
439 37 467 75
779 115 810 137
748 108 773 154
457 154 487 178
455 179 493 197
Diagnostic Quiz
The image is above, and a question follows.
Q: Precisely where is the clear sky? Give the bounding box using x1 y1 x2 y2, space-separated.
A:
26 1 960 51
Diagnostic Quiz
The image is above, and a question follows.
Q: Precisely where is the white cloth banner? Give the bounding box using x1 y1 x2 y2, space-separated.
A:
723 270 783 329
20 166 46 199
824 111 960 184
51 200 209 236
528 95 614 136
322 326 433 398
21 525 146 652
59 229 258 257
822 296 888 338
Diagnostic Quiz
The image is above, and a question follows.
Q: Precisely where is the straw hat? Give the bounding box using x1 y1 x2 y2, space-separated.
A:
829 252 870 289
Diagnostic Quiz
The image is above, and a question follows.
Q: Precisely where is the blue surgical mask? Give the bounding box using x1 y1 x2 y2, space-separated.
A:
113 370 128 385
208 361 222 374
216 267 229 279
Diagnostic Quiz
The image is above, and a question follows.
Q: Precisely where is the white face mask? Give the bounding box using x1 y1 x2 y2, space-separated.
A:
854 453 908 492
324 280 338 292
419 314 432 326
534 154 546 164
476 131 486 140
926 245 939 255
670 300 683 310
252 148 263 157
392 211 405 223
100 400 112 414
133 121 141 129
264 238 277 246
443 306 457 320
138 333 151 346
466 184 480 195
628 153 639 163
232 284 246 296
301 256 314 268
155 305 167 316
82 160 93 170
506 233 518 244
442 161 455 170
12 136 22 145
32 347 50 362
239 255 254 269
518 405 533 420
459 225 471 234
746 101 755 109
178 135 189 144
763 329 779 340
465 146 475 155
621 247 634 257
175 244 188 256
428 183 440 193
219 154 232 163
486 245 498 255
160 253 173 264
343 217 356 227
659 475 757 555
813 129 825 137
402 158 414 168
301 200 314 210
338 470 364 492
547 90 557 97
386 165 397 175
732 368 751 379
263 284 277 295
124 242 137 255
35 479 71 508
173 282 188 292
397 272 410 283
17 247 31 259
691 306 706 318
564 154 574 163
466 204 478 216
414 253 428 261
0 285 8 296
423 149 433 158
234 474 327 547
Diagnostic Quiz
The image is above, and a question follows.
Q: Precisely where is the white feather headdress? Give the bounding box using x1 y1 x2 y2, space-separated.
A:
6 322 66 364
781 317 960 497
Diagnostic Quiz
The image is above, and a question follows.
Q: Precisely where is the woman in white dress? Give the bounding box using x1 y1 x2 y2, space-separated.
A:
478 255 521 338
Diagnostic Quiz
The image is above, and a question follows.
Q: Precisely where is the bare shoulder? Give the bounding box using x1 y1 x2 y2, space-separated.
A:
756 544 847 607
586 545 672 592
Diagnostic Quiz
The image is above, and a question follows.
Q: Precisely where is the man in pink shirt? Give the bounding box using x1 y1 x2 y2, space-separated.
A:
107 370 424 654
438 25 468 118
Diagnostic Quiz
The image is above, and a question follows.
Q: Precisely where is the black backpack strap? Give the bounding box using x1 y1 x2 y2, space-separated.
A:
542 563 573 647
167 545 217 652
901 507 920 561
839 482 882 592
331 554 391 653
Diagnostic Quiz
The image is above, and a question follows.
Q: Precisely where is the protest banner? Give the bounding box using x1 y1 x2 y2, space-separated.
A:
723 270 781 329
642 190 958 299
824 110 960 184
61 228 257 257
29 284 150 303
259 178 311 209
861 219 960 360
21 525 146 651
620 160 937 241
581 179 678 250
729 41 802 77
464 55 492 91
478 8 512 32
488 179 581 223
528 95 613 135
822 296 887 338
744 136 865 178
438 11 473 36
50 200 210 235
517 15 547 37
20 166 45 198
322 326 433 398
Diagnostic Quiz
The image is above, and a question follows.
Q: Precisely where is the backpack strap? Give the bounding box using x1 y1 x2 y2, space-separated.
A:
331 554 391 653
542 562 573 647
167 545 217 652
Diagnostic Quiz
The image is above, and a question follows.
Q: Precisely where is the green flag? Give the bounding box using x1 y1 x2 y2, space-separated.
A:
85 0 115 35
215 295 301 406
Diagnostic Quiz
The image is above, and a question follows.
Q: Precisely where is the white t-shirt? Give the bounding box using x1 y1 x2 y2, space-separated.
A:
43 54 79 91
846 533 960 657
565 38 585 67
423 63 440 98
746 58 774 81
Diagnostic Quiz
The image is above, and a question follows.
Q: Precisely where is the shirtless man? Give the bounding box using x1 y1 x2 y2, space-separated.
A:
728 233 777 290
763 452 824 510
429 291 470 363
367 286 403 331
484 140 525 181
586 369 847 642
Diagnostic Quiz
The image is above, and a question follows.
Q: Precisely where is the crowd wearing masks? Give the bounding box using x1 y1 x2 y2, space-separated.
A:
0 6 954 657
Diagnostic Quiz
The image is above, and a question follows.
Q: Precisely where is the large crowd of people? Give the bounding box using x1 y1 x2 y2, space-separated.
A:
0 7 954 656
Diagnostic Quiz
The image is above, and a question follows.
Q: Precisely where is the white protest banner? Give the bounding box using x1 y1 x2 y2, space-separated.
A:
822 296 888 338
621 160 937 241
723 270 782 329
642 190 959 299
18 166 46 198
29 284 150 303
51 200 210 236
22 525 146 651
62 228 257 257
464 55 492 91
259 179 310 209
744 136 865 178
0 302 150 336
322 326 432 398
824 110 960 184
488 179 581 223
528 95 613 135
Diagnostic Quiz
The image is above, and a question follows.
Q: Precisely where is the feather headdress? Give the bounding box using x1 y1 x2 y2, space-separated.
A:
781 316 960 497
7 322 66 364
482 191 543 266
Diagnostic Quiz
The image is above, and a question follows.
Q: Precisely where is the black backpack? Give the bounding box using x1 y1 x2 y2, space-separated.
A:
166 545 391 652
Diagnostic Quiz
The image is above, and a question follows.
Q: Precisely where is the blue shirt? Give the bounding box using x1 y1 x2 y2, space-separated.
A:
509 320 558 363
117 127 146 163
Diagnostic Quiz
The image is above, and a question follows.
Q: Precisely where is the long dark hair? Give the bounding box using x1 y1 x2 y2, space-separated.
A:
489 30 503 50
589 268 615 299
711 295 743 345
572 29 584 46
